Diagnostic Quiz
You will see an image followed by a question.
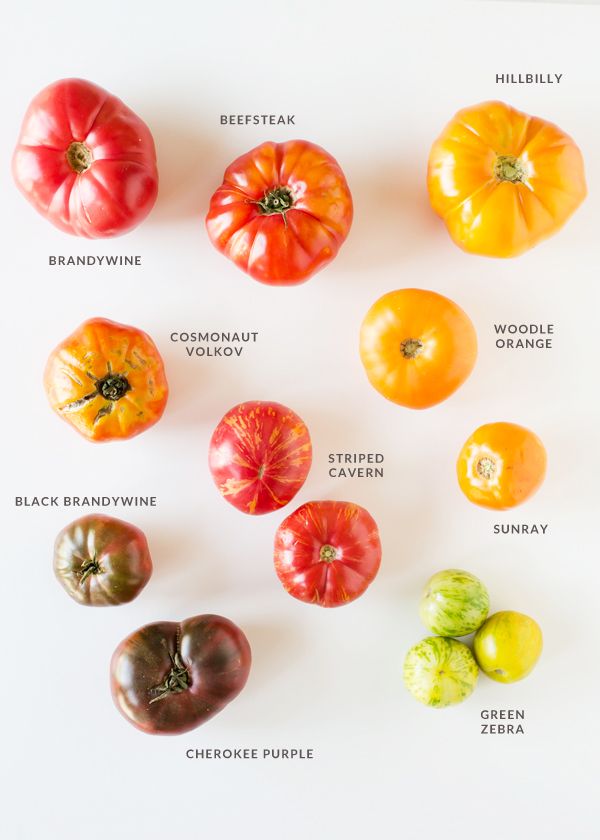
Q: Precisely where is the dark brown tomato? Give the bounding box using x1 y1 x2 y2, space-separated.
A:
53 514 152 606
110 615 252 735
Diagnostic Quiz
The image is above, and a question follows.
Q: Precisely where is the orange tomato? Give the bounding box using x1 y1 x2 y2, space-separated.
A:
457 422 546 510
44 318 168 442
427 101 586 257
359 288 477 409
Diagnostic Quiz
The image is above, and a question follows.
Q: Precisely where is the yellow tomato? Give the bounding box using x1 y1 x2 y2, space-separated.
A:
457 422 546 510
359 288 477 409
427 101 586 257
474 611 543 683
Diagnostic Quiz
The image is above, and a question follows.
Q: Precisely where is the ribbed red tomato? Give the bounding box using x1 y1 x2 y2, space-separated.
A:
12 78 158 238
273 501 382 607
205 139 353 285
209 401 312 515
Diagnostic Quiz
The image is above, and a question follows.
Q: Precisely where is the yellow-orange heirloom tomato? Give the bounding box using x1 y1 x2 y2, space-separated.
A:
457 422 546 510
427 101 586 257
44 318 168 442
359 288 477 409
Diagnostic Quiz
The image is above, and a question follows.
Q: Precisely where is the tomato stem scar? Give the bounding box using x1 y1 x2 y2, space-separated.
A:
97 373 131 401
401 338 423 359
494 155 525 183
66 141 93 174
320 544 337 562
149 651 191 704
476 457 497 480
256 186 294 217
78 555 102 584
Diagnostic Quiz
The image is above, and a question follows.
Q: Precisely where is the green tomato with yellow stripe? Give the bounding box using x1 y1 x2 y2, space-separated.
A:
403 636 478 708
419 568 489 637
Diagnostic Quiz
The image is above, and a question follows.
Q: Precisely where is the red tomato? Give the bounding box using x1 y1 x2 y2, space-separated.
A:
273 501 382 607
209 401 312 515
12 78 158 238
205 139 353 285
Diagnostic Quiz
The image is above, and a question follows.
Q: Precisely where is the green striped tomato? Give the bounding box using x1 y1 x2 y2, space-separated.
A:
403 636 478 708
419 568 489 637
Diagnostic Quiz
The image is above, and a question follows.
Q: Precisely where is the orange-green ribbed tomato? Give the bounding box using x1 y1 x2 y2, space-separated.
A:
44 317 168 443
474 611 543 683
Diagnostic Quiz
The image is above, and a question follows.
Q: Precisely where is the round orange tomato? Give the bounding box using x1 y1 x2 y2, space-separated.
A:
359 288 477 409
206 139 353 285
44 318 168 442
457 422 546 510
427 101 587 257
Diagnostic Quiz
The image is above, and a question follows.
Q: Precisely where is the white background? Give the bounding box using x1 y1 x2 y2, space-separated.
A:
1 2 599 838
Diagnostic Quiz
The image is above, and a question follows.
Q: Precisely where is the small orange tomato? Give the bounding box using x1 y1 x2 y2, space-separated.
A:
359 288 477 409
427 101 587 257
44 318 168 442
457 422 546 510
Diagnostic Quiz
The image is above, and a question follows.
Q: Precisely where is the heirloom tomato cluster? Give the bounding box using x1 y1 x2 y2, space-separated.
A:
20 78 569 732
404 569 543 709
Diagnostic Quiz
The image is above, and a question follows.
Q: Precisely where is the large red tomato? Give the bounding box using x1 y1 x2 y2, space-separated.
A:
12 78 158 238
209 401 312 515
205 139 353 285
273 501 382 607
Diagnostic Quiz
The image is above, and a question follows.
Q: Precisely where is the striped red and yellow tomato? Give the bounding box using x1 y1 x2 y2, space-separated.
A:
209 401 312 515
273 500 382 607
44 317 169 442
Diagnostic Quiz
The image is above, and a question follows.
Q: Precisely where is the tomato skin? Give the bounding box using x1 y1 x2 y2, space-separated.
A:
206 140 353 285
273 501 381 607
44 317 169 443
110 615 251 735
474 611 543 683
53 514 152 606
427 101 586 257
12 78 158 238
359 288 477 409
457 422 547 510
209 401 312 515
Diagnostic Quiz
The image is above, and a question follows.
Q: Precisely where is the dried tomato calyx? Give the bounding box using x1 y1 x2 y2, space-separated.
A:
476 457 497 480
66 141 93 174
149 651 191 704
97 373 131 401
256 186 294 215
401 338 423 359
494 154 525 184
78 555 103 584
320 544 338 563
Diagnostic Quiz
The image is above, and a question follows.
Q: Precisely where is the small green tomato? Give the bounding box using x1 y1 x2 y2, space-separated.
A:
474 611 543 683
419 568 489 637
403 636 479 708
